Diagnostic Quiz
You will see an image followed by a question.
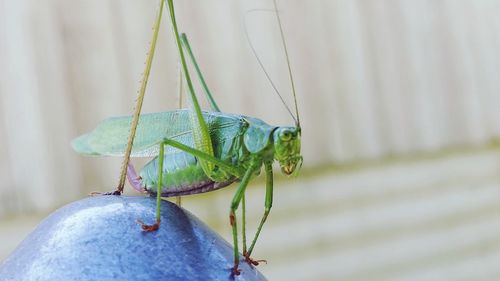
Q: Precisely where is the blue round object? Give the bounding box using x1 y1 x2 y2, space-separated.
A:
0 196 267 281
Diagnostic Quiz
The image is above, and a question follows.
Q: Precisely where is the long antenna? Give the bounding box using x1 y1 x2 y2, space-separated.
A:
244 9 297 125
272 0 300 128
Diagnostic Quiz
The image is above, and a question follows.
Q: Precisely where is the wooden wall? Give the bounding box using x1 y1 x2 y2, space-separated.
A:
2 0 500 215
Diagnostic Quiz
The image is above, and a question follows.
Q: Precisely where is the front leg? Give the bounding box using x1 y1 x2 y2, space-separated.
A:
229 163 260 276
245 161 273 266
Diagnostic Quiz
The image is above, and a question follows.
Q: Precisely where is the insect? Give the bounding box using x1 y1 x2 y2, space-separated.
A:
72 0 301 275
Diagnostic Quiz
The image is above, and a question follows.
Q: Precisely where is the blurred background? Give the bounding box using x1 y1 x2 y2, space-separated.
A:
2 0 500 280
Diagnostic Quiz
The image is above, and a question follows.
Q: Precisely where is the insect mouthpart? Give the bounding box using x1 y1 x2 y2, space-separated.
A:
280 155 303 176
282 165 294 175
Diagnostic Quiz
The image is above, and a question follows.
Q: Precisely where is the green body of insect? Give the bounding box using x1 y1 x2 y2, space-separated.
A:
73 110 301 196
72 0 301 275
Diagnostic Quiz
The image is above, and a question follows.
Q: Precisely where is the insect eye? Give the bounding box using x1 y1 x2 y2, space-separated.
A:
280 129 292 141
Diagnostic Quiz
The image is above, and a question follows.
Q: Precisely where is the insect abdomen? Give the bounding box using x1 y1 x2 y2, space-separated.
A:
140 152 235 197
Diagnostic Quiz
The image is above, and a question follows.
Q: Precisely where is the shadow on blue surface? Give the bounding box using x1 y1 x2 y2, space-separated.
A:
0 196 267 281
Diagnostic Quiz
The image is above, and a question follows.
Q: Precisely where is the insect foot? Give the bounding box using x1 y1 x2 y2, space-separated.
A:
136 220 159 232
89 190 122 196
231 265 242 277
243 252 267 267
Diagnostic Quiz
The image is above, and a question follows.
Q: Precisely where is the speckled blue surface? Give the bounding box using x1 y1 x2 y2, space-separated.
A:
0 196 267 281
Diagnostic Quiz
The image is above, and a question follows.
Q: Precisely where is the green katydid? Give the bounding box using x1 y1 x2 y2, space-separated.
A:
72 0 302 275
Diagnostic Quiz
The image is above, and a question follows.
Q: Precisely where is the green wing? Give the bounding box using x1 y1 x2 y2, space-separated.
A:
72 110 189 157
72 110 244 158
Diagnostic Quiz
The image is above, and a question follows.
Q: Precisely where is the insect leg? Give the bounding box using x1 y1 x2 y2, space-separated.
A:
166 0 217 181
136 138 245 232
137 142 165 232
162 138 245 177
229 163 260 276
175 51 184 206
242 193 247 255
180 33 221 112
116 0 164 193
245 161 273 265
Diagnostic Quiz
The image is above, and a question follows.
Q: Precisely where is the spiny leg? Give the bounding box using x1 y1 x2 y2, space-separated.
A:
230 163 260 276
245 161 273 266
115 0 165 194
